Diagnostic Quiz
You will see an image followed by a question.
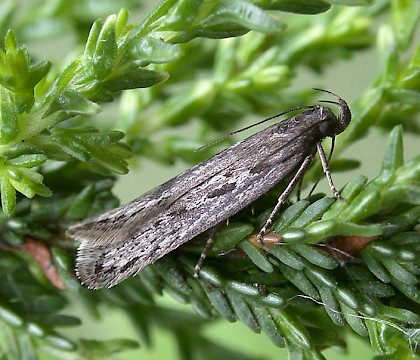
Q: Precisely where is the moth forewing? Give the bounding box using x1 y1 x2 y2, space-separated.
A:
68 90 351 289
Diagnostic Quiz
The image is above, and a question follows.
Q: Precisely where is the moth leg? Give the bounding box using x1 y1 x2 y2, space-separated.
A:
316 143 342 200
257 154 314 245
194 227 218 278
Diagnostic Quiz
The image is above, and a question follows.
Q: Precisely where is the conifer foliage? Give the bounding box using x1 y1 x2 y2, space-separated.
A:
0 1 418 359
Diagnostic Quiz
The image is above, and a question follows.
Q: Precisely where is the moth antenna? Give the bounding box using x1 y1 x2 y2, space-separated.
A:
318 100 340 106
196 105 317 152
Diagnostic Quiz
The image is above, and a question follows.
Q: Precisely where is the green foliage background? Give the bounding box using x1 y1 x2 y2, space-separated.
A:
0 0 419 359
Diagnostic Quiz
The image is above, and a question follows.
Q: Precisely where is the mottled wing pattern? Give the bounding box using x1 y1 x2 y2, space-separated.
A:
69 107 334 288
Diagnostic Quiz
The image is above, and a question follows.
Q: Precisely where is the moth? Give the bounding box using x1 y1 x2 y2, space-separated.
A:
68 89 351 289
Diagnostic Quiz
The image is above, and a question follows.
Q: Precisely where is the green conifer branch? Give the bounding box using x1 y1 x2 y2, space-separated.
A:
0 1 418 359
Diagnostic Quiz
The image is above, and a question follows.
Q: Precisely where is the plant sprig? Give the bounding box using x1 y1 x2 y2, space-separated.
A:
0 1 419 359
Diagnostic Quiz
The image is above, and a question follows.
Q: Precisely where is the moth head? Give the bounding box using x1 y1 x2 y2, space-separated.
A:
318 106 341 137
314 89 352 137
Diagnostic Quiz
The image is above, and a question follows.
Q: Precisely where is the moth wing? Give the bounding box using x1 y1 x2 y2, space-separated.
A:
70 110 327 289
